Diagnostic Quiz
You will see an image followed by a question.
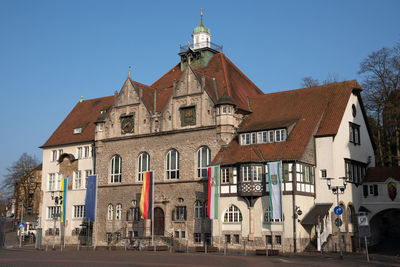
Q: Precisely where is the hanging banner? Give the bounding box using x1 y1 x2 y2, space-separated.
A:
207 166 219 220
140 171 153 219
61 177 68 222
267 162 282 220
85 175 97 221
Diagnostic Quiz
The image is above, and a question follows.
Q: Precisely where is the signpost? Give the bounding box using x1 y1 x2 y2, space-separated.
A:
357 214 370 262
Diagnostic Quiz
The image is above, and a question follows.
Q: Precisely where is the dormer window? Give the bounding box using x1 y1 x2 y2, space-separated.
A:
98 123 103 132
221 105 232 114
240 129 287 145
74 128 82 134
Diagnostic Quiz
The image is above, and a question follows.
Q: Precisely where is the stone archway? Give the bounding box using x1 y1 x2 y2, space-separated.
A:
153 207 164 236
370 208 400 254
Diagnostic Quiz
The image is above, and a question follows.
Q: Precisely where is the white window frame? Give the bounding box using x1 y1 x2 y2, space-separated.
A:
224 205 242 223
264 207 282 222
268 131 274 142
107 204 113 220
56 173 62 191
47 206 61 219
251 133 257 144
48 173 55 191
51 150 57 162
84 170 92 189
197 146 211 178
240 133 250 145
77 147 82 159
98 123 104 132
138 152 150 182
84 146 90 158
221 168 230 184
166 149 179 179
73 170 82 190
110 155 122 183
252 166 262 181
73 205 85 219
242 166 251 182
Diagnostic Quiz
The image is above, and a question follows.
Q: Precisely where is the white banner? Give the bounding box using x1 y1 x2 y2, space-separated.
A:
268 162 282 220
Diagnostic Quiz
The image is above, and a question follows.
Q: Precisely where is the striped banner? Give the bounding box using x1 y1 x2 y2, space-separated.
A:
140 171 153 220
61 177 68 222
267 162 282 220
207 166 219 220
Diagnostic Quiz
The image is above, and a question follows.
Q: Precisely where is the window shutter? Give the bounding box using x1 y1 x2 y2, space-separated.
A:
363 185 368 198
373 184 378 196
229 168 234 184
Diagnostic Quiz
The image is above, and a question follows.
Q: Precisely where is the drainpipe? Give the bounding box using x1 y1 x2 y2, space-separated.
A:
292 161 297 253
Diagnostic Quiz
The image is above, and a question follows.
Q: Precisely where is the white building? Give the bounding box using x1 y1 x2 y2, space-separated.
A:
39 96 114 245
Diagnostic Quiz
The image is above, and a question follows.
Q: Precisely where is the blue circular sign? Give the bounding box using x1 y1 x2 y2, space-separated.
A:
18 222 25 229
334 206 343 215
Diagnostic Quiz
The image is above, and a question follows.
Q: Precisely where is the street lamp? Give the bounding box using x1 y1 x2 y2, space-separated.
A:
325 177 347 260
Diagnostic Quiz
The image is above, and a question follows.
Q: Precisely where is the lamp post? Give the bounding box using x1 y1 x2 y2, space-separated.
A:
325 177 347 260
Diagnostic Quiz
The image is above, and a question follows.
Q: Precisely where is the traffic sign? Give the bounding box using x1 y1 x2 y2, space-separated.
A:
18 222 25 229
334 206 343 215
34 222 39 227
335 218 343 227
358 215 369 226
359 226 371 238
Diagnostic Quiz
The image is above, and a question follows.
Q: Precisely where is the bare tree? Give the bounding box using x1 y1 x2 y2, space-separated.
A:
359 43 400 166
2 153 39 207
301 76 320 88
322 73 340 85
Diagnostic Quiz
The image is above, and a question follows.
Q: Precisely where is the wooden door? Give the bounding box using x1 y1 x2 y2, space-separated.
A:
154 207 164 235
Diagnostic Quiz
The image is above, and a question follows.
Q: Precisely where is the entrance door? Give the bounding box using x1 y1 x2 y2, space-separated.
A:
154 207 164 235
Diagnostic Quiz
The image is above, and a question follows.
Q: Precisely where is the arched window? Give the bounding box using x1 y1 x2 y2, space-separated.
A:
348 206 354 224
166 149 179 179
138 152 150 182
116 204 122 220
110 155 122 183
197 146 211 178
107 204 113 220
194 200 203 219
224 205 242 223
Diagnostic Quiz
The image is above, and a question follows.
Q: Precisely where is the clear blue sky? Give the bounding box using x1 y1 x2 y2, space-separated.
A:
0 0 399 184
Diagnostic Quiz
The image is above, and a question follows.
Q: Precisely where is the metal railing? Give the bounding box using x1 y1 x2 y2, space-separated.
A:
179 42 223 53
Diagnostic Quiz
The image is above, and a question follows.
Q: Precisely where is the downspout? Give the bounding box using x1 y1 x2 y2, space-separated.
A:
292 160 297 253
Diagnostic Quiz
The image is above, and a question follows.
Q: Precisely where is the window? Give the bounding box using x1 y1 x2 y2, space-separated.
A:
74 128 82 134
266 235 272 245
222 106 227 114
268 131 274 142
106 233 112 244
51 150 57 162
73 171 82 190
197 146 211 178
224 205 242 223
257 131 267 143
98 123 104 132
47 206 61 219
225 234 231 244
275 235 282 245
349 123 360 145
84 146 90 158
116 204 122 220
107 204 113 220
363 184 378 197
251 133 257 144
115 232 121 242
77 147 82 159
242 166 251 182
173 206 186 221
264 208 282 222
205 233 211 245
48 173 55 191
58 149 63 157
194 200 203 219
181 231 185 238
138 152 150 182
320 169 327 178
127 207 140 221
56 173 62 191
73 205 85 218
110 155 122 183
84 170 92 189
275 129 286 142
233 234 240 244
166 149 179 179
252 166 262 181
345 159 366 184
221 168 232 184
240 133 250 145
175 231 179 238
194 233 201 243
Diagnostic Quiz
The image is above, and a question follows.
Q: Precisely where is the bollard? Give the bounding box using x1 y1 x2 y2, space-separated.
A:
224 242 227 256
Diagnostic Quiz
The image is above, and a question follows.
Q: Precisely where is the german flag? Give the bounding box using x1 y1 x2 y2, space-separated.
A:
140 171 153 219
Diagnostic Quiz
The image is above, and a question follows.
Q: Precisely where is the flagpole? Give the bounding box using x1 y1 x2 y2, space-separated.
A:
151 171 154 246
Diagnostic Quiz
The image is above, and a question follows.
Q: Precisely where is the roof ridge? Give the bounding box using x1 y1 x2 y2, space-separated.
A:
220 53 232 97
150 63 180 88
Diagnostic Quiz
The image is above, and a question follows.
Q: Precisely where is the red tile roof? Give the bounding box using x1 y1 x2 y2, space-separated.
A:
212 81 360 165
41 96 114 148
364 167 400 183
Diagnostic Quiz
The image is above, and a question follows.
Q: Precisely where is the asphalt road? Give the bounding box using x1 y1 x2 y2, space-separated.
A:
1 248 400 267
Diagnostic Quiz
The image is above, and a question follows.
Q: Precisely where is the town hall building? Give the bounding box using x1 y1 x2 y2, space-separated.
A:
39 14 376 252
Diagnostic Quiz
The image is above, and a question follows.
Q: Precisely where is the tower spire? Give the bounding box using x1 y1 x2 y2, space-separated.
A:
200 8 204 26
128 66 131 78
